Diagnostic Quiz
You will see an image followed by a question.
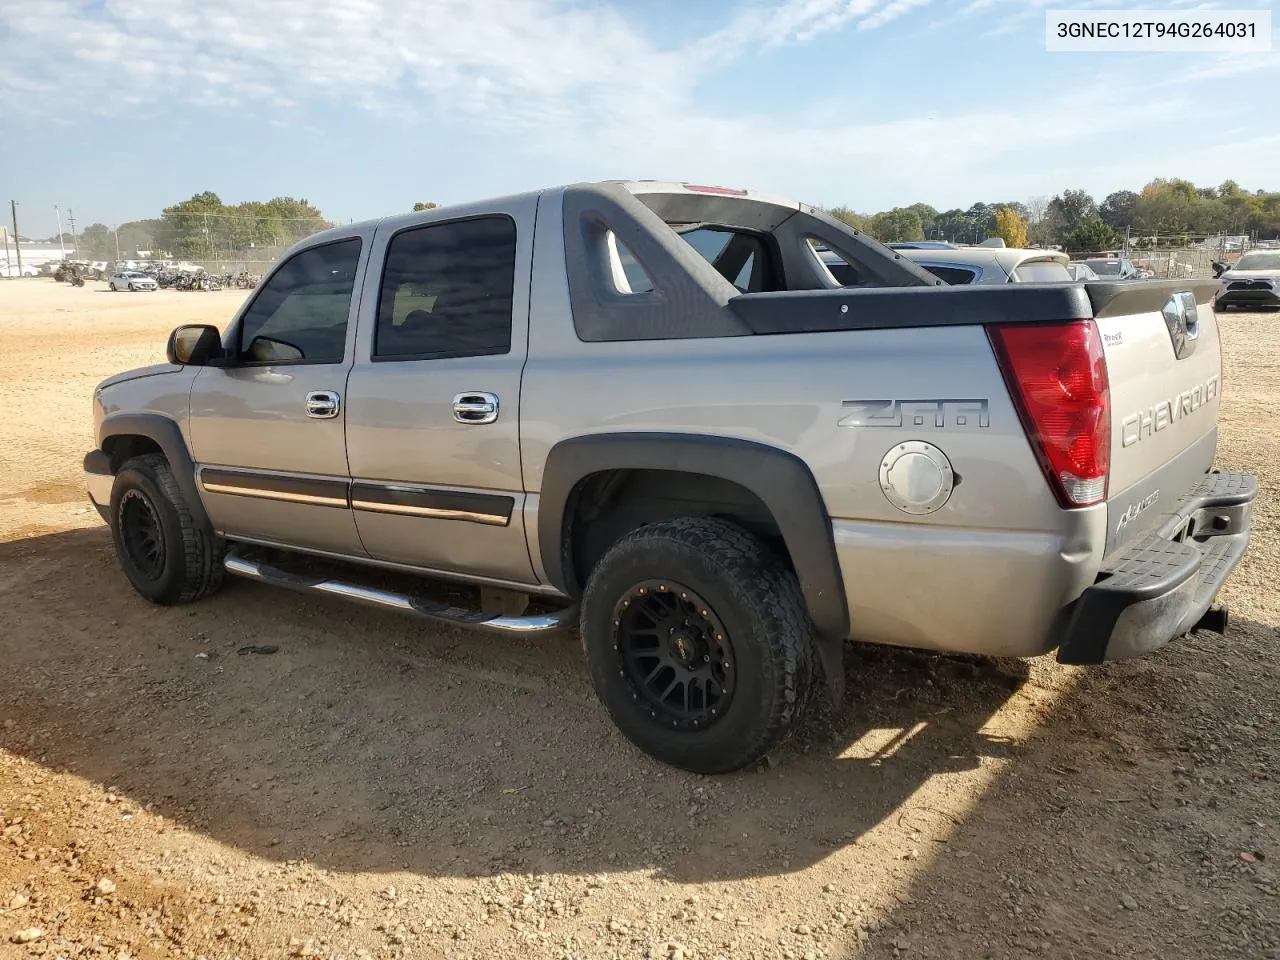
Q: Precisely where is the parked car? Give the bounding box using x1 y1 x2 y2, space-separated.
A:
109 271 158 292
83 179 1256 774
820 245 1073 285
1214 250 1280 311
1067 262 1100 281
1080 256 1139 281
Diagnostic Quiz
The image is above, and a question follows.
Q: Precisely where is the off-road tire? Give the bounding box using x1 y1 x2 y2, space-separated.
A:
109 454 224 605
580 516 816 774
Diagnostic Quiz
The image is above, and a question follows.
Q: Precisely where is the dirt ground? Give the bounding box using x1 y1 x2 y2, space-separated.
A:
1 278 1276 960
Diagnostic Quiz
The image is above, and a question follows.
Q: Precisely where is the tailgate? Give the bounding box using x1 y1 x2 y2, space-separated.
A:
1088 280 1223 555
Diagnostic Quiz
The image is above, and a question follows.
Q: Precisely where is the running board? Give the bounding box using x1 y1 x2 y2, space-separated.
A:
223 553 577 636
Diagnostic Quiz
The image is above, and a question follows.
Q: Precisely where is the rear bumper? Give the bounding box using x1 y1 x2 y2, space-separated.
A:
1056 471 1256 665
84 449 113 522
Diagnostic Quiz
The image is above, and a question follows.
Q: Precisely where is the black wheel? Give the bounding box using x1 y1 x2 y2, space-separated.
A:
109 454 224 605
1214 300 1228 313
580 517 816 774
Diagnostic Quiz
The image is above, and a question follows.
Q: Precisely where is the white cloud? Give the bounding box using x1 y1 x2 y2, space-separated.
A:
0 0 1274 212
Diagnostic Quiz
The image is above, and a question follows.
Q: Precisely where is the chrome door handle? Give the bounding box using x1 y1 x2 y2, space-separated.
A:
305 390 341 419
452 392 499 424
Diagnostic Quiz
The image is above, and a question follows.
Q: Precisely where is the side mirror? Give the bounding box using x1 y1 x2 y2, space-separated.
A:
166 324 225 365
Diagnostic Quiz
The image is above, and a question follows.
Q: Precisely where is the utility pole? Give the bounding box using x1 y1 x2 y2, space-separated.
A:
10 201 22 275
67 208 78 258
55 205 66 257
113 225 121 260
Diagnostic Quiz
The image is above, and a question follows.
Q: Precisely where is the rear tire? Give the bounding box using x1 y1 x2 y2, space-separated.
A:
580 516 816 774
109 454 224 605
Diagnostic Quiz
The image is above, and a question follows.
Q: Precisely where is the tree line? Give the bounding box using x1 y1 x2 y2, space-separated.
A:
828 178 1280 251
67 192 332 261
60 179 1280 262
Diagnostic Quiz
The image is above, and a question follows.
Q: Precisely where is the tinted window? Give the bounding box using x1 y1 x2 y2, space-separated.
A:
680 228 733 264
238 239 362 364
375 217 516 361
680 227 777 292
827 260 861 285
923 265 978 285
1012 260 1073 283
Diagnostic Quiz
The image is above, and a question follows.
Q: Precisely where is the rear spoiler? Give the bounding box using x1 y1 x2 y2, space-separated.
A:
726 279 1221 336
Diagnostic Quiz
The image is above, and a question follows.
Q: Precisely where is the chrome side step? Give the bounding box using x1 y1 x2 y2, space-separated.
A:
223 553 577 636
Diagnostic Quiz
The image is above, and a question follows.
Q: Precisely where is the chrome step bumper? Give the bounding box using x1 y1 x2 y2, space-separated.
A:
223 552 577 637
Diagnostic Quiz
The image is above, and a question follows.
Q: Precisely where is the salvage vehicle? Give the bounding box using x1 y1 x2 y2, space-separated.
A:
1081 256 1139 281
1214 250 1280 311
84 180 1257 773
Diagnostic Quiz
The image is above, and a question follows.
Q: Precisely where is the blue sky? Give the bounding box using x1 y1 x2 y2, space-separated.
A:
1 0 1278 232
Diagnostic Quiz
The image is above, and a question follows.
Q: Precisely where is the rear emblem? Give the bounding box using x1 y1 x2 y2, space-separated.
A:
1161 292 1199 360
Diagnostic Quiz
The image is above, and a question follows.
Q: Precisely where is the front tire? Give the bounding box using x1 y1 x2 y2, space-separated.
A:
580 517 816 774
109 454 224 605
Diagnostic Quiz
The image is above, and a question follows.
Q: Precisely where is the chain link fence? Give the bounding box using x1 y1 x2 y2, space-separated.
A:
70 212 335 278
1071 233 1262 279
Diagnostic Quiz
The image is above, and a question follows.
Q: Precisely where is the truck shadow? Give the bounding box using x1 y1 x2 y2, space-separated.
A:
2 526 1031 884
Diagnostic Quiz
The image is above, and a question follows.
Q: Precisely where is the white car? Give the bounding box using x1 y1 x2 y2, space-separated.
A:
109 271 158 292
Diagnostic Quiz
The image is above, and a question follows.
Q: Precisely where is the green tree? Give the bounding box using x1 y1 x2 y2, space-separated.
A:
158 192 330 258
1099 190 1139 232
993 207 1029 248
1045 189 1097 243
77 223 114 259
827 206 870 232
933 209 967 243
413 201 439 212
1133 178 1200 236
904 203 938 238
964 203 995 243
1064 216 1124 253
868 208 925 243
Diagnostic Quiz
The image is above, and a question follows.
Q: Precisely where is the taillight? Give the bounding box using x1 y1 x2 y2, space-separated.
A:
988 320 1111 508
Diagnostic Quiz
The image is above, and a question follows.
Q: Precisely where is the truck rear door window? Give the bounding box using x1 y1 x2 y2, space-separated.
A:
374 216 516 361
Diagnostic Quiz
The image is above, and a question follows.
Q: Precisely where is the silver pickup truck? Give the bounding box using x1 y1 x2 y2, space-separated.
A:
84 180 1257 773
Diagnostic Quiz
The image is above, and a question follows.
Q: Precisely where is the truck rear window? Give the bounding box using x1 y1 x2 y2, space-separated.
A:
1012 260 1073 283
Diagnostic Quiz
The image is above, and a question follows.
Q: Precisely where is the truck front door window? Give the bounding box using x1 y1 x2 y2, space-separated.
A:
237 238 362 364
374 216 516 361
